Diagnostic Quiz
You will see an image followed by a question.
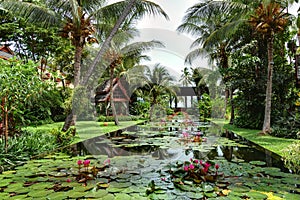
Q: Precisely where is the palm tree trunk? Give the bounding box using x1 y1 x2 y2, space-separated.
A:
262 35 274 133
109 67 119 125
82 0 137 86
62 45 83 131
229 87 235 124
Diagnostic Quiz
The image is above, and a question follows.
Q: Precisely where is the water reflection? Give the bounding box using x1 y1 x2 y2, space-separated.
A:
61 122 287 171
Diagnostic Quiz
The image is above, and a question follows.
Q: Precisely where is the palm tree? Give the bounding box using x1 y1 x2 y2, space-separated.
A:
179 67 192 108
141 64 178 120
1 0 168 130
177 0 245 122
101 35 165 125
249 1 288 133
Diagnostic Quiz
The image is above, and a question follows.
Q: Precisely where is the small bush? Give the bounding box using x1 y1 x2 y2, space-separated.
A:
272 113 300 139
282 141 300 174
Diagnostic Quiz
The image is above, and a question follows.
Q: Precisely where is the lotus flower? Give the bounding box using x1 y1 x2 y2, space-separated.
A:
77 160 83 166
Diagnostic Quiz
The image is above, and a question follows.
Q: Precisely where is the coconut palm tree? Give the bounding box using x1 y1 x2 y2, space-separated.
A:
179 67 192 108
1 0 168 130
249 1 288 133
101 36 165 125
140 64 178 120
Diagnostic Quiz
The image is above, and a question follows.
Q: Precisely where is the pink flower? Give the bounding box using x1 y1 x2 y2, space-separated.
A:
66 178 71 183
190 158 193 162
200 160 203 165
215 164 220 170
104 159 111 165
194 160 199 164
77 160 83 165
161 177 166 181
204 162 211 169
83 160 90 167
189 164 195 170
183 166 189 171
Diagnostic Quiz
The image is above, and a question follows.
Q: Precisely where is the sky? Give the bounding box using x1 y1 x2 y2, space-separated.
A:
131 0 300 83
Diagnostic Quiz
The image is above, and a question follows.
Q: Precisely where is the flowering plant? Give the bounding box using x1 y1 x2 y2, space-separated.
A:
169 158 223 184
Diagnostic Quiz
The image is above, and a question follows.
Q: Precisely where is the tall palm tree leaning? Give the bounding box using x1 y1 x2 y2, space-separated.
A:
1 0 168 131
249 1 288 134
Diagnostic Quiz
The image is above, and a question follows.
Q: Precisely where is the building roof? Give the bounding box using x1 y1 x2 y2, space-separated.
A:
0 45 14 60
95 77 130 103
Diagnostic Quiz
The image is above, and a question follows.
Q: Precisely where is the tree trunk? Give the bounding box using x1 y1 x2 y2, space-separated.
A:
62 45 83 131
1 96 8 153
229 87 235 124
81 0 137 86
109 67 119 125
262 35 274 134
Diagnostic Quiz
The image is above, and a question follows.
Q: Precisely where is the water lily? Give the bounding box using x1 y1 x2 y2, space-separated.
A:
184 166 189 171
83 160 90 167
189 164 195 170
194 159 199 164
77 160 83 166
104 158 111 165
215 164 220 170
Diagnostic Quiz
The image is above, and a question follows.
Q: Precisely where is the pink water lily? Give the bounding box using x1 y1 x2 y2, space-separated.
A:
104 159 111 165
189 164 195 170
77 160 83 165
83 160 90 167
215 164 220 170
184 166 189 171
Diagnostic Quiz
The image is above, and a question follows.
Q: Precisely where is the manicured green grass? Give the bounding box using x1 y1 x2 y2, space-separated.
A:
23 120 146 145
73 120 146 143
211 118 298 157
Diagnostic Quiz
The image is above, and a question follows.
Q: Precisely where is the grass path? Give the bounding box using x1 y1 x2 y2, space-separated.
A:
211 118 298 157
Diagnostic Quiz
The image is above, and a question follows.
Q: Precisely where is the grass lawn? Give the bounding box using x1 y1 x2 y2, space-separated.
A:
211 118 298 157
23 120 146 145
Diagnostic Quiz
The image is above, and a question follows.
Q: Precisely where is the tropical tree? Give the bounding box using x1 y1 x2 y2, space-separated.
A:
101 38 164 125
177 0 251 123
249 1 289 133
1 0 168 130
0 59 57 152
140 64 178 120
179 67 192 108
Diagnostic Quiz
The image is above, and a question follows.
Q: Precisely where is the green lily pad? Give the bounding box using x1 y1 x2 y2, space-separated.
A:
249 161 266 166
85 189 108 198
102 193 115 200
114 193 132 200
46 191 68 200
187 191 204 199
28 190 53 198
246 191 268 199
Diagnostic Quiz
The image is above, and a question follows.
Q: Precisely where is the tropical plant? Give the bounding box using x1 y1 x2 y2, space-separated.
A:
282 140 300 174
0 59 57 152
249 1 289 133
1 0 168 131
140 64 178 120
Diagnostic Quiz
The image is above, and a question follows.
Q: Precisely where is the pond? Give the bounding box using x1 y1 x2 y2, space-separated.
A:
0 115 299 199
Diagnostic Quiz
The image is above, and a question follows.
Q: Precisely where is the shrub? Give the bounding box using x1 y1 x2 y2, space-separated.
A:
271 112 300 139
0 130 59 170
282 141 300 174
